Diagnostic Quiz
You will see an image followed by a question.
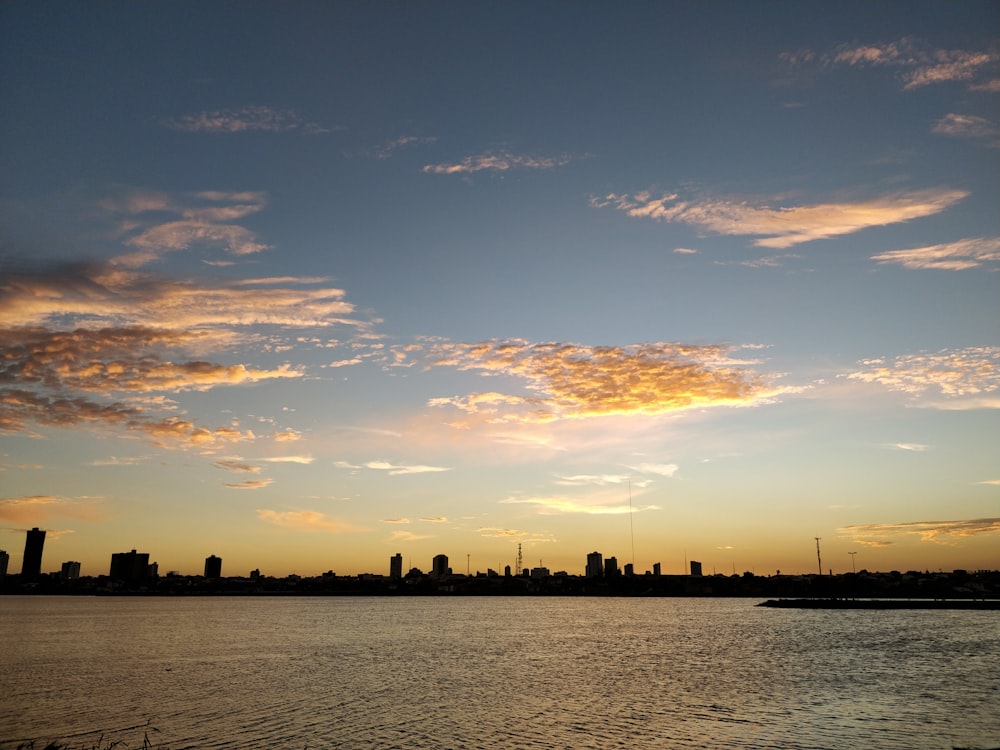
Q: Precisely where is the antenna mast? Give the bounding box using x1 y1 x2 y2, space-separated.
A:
815 537 822 576
516 542 523 576
628 478 635 566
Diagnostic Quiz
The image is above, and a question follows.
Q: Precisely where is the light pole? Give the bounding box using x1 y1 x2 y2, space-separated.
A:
848 551 857 573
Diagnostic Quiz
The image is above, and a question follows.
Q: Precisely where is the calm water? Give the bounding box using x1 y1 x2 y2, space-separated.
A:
1 596 998 749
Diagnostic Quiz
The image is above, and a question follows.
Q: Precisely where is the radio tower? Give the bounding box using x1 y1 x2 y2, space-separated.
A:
516 543 523 576
815 537 823 576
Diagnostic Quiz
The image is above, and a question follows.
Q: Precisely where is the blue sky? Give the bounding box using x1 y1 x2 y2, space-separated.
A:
1 1 998 578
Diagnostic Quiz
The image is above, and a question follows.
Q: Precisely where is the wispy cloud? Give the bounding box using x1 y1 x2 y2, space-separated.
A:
423 150 573 175
261 455 314 464
592 188 966 249
389 530 433 542
398 339 786 424
673 247 699 255
932 114 1000 146
256 508 358 532
500 494 659 516
214 459 262 473
162 106 333 134
374 135 437 160
0 495 106 525
780 39 998 91
365 460 450 476
977 479 1000 486
871 237 1000 271
885 443 928 452
839 518 1000 543
845 347 1000 407
225 478 273 490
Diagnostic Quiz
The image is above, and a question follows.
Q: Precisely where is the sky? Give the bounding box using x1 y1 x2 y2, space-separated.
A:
1 1 998 579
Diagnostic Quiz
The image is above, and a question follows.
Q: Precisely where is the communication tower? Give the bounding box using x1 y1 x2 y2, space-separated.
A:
516 542 523 575
815 537 823 576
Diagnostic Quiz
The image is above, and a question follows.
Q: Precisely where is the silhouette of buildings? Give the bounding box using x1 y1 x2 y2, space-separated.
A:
586 551 603 578
604 556 619 577
110 549 151 584
0 549 8 577
204 555 222 578
690 560 703 577
61 561 81 580
390 553 403 580
21 527 45 577
431 554 450 578
653 562 661 576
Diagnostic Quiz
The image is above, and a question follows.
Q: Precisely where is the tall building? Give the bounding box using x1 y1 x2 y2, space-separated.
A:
690 560 703 577
586 551 603 578
604 556 619 577
389 553 403 580
61 561 81 580
431 554 449 578
204 555 222 578
21 527 45 577
0 549 9 577
653 562 661 577
110 549 151 584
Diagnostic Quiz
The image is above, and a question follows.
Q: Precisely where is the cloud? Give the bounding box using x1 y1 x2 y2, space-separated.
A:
381 518 411 524
871 237 1000 271
400 339 784 424
423 151 573 175
260 455 314 464
932 114 1000 145
374 136 437 160
839 518 1000 543
977 479 1000 486
673 247 699 255
419 516 448 523
256 508 357 532
592 189 967 249
214 459 262 473
0 495 106 525
781 39 998 91
225 478 273 490
364 460 451 476
500 494 659 516
162 106 331 134
388 530 433 542
885 443 928 452
629 462 679 477
845 347 1000 406
555 474 631 487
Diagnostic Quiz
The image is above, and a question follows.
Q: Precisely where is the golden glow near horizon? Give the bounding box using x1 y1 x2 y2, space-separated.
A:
1 3 998 577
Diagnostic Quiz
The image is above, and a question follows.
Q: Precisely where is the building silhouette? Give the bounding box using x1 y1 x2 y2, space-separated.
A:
0 549 9 577
431 554 449 578
110 549 151 584
653 562 661 576
604 556 619 577
21 527 45 577
586 551 603 578
61 561 81 580
204 555 222 578
390 553 403 580
690 560 703 577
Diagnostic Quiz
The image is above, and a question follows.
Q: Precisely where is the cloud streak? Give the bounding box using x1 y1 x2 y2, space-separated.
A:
423 151 573 175
840 518 1000 543
162 106 331 134
871 237 1000 271
257 508 358 532
592 189 967 248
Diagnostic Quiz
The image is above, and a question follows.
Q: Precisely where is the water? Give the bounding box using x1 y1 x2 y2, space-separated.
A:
1 596 997 749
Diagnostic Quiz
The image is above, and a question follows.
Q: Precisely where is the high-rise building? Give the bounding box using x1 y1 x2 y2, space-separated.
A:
204 555 222 578
690 560 703 577
586 551 603 578
61 561 81 580
604 556 619 577
110 549 151 584
431 554 449 578
0 549 9 577
389 553 403 580
21 527 45 577
653 562 661 576
624 563 634 577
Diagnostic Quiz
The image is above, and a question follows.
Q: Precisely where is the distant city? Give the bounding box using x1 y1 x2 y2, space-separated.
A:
1 527 998 599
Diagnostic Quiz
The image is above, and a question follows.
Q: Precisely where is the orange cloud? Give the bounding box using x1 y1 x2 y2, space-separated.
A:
592 189 966 248
0 495 107 525
840 518 1000 543
256 508 358 532
405 339 782 423
871 237 1000 270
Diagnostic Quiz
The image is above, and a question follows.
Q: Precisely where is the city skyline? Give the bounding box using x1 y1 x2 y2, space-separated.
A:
1 2 998 578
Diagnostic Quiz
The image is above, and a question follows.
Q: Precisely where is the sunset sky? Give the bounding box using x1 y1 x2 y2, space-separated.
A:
2 2 998 578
